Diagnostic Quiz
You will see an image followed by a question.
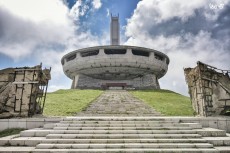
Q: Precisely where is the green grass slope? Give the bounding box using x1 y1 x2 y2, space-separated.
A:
0 128 25 137
130 89 194 116
43 89 103 116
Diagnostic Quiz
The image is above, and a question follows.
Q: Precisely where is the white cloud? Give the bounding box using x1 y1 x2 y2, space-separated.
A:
0 0 70 24
129 0 206 26
92 0 102 9
106 8 110 17
125 0 230 95
0 0 76 59
0 0 100 91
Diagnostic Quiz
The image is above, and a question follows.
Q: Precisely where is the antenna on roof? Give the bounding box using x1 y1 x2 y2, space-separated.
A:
110 13 120 45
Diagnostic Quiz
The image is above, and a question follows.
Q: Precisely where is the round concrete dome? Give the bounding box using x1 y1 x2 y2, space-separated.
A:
61 45 169 81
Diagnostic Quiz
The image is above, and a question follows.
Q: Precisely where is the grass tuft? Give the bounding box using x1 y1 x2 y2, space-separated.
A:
0 128 25 138
43 89 103 116
130 89 194 116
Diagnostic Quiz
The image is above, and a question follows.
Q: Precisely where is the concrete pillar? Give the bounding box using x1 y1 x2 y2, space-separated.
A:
71 75 80 89
99 49 105 56
76 52 81 59
126 48 132 56
150 52 155 61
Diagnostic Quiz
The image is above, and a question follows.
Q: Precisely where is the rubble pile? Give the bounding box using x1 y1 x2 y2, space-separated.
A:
184 61 230 116
0 64 51 118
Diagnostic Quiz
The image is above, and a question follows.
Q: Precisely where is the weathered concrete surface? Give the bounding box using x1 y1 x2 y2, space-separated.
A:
0 65 51 118
77 90 161 116
184 61 230 117
62 45 169 90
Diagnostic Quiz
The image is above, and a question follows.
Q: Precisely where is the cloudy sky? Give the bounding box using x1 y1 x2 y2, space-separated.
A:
0 0 229 95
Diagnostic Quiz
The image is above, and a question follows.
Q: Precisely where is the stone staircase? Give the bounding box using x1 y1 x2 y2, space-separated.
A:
77 90 162 116
0 117 230 152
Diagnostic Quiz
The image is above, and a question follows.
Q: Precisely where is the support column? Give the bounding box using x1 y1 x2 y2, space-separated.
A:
71 75 80 89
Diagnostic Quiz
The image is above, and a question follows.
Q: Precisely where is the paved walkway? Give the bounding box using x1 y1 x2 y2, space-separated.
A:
77 90 161 116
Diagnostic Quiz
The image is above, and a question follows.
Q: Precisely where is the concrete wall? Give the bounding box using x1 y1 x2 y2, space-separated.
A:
72 74 160 89
1 117 230 132
0 118 62 131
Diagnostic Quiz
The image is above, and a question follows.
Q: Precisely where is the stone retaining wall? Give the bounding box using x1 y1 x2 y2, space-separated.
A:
1 117 230 132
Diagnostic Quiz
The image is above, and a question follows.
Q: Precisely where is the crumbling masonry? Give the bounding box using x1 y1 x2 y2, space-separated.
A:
0 64 51 118
184 61 230 117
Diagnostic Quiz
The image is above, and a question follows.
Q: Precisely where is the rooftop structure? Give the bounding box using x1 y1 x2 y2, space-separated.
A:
61 15 169 90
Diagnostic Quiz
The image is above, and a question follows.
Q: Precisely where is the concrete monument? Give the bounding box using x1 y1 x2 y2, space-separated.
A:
61 15 169 89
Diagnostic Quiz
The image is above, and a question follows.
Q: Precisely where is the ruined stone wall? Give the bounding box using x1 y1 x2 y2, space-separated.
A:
0 64 51 118
184 61 230 117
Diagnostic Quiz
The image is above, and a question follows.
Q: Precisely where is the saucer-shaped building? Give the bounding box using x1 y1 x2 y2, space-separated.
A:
61 15 169 89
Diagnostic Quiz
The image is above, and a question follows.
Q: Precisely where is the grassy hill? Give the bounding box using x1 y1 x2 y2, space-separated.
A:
43 89 194 116
43 89 103 116
130 90 194 116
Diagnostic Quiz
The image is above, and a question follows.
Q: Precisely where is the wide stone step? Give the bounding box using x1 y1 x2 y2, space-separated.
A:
59 120 178 124
4 136 230 147
46 133 202 139
40 138 209 145
2 138 209 146
20 130 51 137
20 128 225 137
36 143 214 149
77 113 163 116
36 143 213 149
203 137 230 146
63 117 179 121
6 137 45 146
53 123 194 127
52 126 193 130
0 147 35 152
50 129 198 134
195 128 226 137
0 147 221 153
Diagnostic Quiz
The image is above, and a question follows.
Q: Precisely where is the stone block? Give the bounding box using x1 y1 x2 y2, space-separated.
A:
209 120 218 129
217 120 227 131
9 138 26 146
8 119 27 129
227 120 230 133
0 120 9 131
24 139 43 146
26 121 44 129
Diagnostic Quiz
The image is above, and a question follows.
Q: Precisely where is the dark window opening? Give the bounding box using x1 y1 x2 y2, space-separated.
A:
132 50 149 57
66 54 76 62
61 60 64 65
155 53 164 61
81 50 99 57
166 59 169 64
104 49 126 54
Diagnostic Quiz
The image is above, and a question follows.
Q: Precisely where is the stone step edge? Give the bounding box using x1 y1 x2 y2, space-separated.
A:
35 143 214 149
20 129 225 137
45 133 203 139
0 147 221 153
3 137 230 147
63 117 182 121
3 138 209 146
51 126 193 130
